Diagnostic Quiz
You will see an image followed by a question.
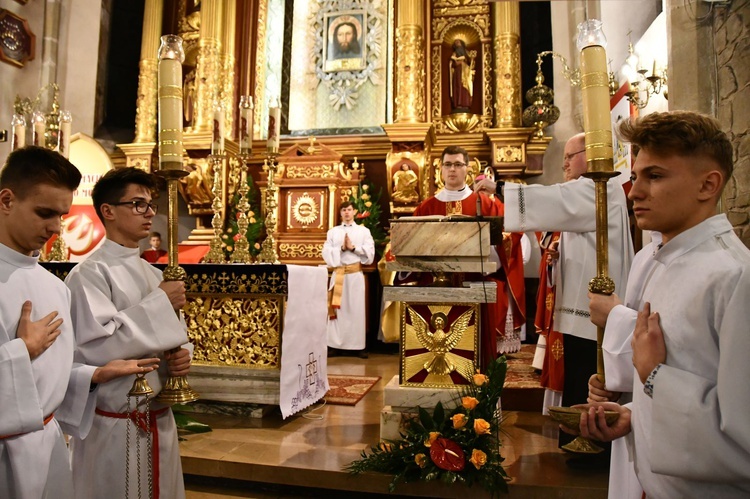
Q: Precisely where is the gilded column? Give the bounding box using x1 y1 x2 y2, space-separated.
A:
492 1 521 128
190 0 224 134
221 0 237 136
134 0 163 143
394 1 425 123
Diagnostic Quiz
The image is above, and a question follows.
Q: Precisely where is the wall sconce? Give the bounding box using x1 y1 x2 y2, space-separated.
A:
522 50 618 138
622 42 668 109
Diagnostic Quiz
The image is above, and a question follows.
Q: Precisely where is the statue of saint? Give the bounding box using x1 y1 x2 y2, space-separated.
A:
449 39 476 113
391 163 419 204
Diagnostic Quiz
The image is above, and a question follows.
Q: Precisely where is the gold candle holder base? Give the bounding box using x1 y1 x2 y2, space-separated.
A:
230 153 253 263
203 154 227 264
547 406 619 455
257 154 280 264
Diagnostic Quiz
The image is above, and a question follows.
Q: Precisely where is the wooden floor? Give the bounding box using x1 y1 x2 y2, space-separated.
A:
181 352 608 498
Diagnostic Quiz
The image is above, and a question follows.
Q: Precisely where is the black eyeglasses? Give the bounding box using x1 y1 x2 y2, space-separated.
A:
109 200 158 215
442 162 467 169
563 150 586 162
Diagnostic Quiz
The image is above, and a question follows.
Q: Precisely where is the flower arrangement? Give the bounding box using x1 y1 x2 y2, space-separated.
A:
348 180 388 257
345 357 508 495
221 173 264 258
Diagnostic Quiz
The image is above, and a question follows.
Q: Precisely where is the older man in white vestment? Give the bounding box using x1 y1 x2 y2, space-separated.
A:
66 167 191 499
323 201 375 357
576 112 750 498
476 133 633 452
0 148 159 499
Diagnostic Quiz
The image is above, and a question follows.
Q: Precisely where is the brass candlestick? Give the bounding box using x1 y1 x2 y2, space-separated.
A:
548 20 619 454
230 154 253 263
154 34 198 406
154 169 200 405
257 154 280 264
203 155 226 264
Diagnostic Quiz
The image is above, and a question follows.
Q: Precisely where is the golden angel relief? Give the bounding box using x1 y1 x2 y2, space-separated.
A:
403 305 477 386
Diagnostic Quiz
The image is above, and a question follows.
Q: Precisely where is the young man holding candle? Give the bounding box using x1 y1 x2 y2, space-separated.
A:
0 147 159 499
65 167 191 499
576 111 750 497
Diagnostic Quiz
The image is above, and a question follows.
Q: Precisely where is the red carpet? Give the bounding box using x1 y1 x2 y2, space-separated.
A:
504 344 542 389
325 375 381 406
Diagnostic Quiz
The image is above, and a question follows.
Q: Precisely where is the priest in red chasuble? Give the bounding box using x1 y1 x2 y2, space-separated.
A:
409 145 526 365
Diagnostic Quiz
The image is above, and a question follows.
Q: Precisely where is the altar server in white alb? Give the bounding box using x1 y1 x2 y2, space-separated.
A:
0 148 159 499
65 167 192 499
323 201 375 357
576 111 750 498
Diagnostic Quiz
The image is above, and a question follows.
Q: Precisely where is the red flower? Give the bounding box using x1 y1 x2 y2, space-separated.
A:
355 211 370 219
429 438 465 471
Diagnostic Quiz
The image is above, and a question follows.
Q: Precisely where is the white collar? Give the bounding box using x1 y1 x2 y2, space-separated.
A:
435 185 472 202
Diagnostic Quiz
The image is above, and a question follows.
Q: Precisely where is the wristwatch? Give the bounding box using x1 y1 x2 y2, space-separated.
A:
496 180 505 201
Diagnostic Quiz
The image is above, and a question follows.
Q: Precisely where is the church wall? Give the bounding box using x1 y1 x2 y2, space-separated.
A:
714 0 750 247
57 0 102 138
0 1 46 160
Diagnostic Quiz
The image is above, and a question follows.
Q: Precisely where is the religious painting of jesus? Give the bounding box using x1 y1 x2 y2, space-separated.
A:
323 11 367 72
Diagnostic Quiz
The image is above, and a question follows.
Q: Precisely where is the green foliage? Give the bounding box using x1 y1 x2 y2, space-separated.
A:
220 173 264 258
345 357 509 496
349 180 388 256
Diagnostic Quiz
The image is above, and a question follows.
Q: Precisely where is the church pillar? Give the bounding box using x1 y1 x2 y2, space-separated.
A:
220 0 237 137
190 0 224 134
492 1 521 128
133 0 163 143
394 1 426 123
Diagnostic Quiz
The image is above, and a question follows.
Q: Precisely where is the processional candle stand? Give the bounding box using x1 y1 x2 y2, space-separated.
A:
547 19 621 454
152 34 200 405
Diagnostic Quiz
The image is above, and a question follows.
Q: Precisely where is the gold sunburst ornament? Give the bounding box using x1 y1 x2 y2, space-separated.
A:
292 193 319 226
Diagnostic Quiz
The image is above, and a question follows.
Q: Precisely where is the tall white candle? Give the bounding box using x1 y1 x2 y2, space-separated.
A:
211 101 225 155
58 111 72 159
158 35 185 171
238 95 253 154
32 112 46 147
11 114 26 150
267 97 281 154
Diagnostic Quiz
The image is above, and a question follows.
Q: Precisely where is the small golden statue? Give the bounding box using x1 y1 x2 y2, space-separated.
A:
391 164 419 204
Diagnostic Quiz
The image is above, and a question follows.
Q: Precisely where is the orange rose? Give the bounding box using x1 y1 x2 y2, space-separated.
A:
424 431 441 447
472 373 488 386
415 453 427 468
469 449 487 469
451 414 468 429
473 418 491 435
462 396 479 410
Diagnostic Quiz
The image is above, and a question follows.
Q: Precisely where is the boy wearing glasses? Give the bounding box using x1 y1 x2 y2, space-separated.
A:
0 150 159 498
65 167 190 498
410 145 527 364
